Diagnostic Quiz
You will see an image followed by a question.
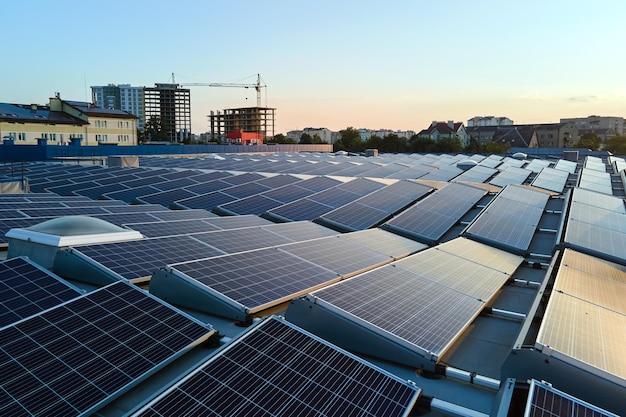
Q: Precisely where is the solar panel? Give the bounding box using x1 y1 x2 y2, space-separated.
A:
384 183 487 243
554 159 578 174
0 257 82 328
102 204 167 214
221 172 266 185
0 210 27 220
147 209 216 221
151 177 198 192
489 167 532 187
76 183 129 200
296 176 343 191
192 227 292 254
136 189 198 207
535 291 626 383
524 380 618 417
216 194 283 215
279 237 392 276
103 186 161 203
222 182 272 199
170 248 340 311
132 317 419 417
124 219 220 238
452 165 498 183
19 206 110 218
319 181 432 231
531 167 569 193
174 191 236 210
564 218 626 267
0 281 213 417
0 201 63 209
579 168 613 195
266 198 334 222
524 159 552 173
419 165 463 181
262 221 338 241
465 186 548 253
73 236 225 281
309 238 521 360
568 203 626 234
341 228 427 259
571 188 625 214
203 215 272 229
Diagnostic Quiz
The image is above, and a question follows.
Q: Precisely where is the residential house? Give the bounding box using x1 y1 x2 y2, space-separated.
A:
417 121 469 147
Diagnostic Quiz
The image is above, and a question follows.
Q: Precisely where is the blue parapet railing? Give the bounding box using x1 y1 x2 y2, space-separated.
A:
0 143 334 162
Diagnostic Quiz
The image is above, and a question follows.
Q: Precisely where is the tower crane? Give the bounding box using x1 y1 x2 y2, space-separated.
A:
175 73 268 107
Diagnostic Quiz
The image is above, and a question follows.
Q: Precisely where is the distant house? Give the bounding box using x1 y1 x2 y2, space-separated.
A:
466 125 538 148
417 121 469 147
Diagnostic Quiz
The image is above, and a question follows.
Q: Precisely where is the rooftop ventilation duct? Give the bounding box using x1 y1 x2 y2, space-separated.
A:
6 216 142 269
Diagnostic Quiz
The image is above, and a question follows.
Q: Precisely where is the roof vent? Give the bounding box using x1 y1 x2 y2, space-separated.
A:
512 152 527 160
6 216 143 269
456 159 478 170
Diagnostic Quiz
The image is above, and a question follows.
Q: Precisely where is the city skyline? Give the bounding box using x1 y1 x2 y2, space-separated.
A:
2 0 626 134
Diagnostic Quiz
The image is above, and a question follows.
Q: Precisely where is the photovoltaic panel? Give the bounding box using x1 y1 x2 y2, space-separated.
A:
103 186 162 203
0 202 63 209
255 174 301 188
489 167 532 187
319 181 432 231
465 185 548 253
524 159 552 173
151 177 198 192
0 210 27 220
192 227 292 254
564 218 626 267
452 165 498 183
555 249 626 315
124 220 221 238
221 172 265 185
136 189 197 207
266 198 334 222
262 221 338 241
18 206 110 218
147 209 216 221
579 168 612 195
221 182 271 199
76 184 129 200
0 281 213 417
183 179 233 195
479 158 502 168
174 191 236 210
62 200 128 207
419 165 463 181
296 176 343 191
203 214 272 229
535 291 626 384
279 237 392 277
216 194 283 215
384 183 487 244
0 257 81 328
531 167 569 193
311 237 521 360
554 159 578 174
101 204 168 214
73 236 226 280
571 188 625 214
132 317 419 417
171 247 340 311
568 203 626 234
524 380 618 417
340 228 427 259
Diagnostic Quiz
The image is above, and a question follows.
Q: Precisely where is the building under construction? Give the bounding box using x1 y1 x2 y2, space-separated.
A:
209 107 275 145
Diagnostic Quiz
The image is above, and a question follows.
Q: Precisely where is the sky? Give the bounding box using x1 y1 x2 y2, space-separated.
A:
2 0 626 134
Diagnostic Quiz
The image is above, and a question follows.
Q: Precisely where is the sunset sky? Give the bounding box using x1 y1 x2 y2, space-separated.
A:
2 0 625 134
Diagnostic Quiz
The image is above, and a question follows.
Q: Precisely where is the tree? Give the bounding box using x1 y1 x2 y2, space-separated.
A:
144 116 169 141
434 137 462 153
606 135 626 155
465 137 482 153
335 127 362 152
409 135 436 152
299 133 313 144
574 133 601 150
267 133 297 144
310 134 326 144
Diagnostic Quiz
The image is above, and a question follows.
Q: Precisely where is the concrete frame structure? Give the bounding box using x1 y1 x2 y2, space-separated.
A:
209 107 275 144
144 83 191 143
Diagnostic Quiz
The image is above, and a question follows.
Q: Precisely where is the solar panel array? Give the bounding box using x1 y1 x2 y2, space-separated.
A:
465 185 549 254
384 183 487 244
452 165 498 183
564 188 626 264
72 221 338 281
0 257 81 328
0 281 213 417
554 159 578 174
165 229 421 316
309 237 522 360
318 180 432 231
133 317 420 417
525 380 618 417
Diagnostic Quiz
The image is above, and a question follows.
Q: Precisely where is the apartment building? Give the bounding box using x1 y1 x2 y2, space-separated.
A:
0 95 137 146
467 116 514 127
92 84 145 130
560 115 625 140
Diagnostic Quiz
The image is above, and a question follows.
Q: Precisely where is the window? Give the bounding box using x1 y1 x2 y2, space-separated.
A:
103 120 107 128
18 133 26 141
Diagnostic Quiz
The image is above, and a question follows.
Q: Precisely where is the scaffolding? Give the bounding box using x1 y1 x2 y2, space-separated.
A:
208 107 275 144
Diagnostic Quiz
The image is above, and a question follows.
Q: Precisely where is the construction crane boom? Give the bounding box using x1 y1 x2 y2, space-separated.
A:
178 74 267 107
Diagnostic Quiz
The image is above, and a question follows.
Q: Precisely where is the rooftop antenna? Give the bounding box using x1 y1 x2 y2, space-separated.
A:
171 72 176 84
